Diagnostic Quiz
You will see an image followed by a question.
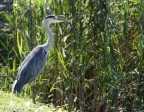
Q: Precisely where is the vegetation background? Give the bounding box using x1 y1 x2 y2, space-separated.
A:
0 0 144 111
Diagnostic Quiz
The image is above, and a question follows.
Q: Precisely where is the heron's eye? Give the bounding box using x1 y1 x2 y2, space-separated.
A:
53 16 57 19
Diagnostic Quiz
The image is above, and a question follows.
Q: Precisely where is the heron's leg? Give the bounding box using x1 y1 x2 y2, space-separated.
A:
31 80 36 104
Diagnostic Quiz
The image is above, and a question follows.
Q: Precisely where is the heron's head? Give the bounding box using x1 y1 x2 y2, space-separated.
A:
44 15 71 24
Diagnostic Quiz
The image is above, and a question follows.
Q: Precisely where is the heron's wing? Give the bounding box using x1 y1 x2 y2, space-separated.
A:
17 46 47 84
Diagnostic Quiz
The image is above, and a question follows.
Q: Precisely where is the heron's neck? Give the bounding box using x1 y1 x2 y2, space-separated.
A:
42 22 54 53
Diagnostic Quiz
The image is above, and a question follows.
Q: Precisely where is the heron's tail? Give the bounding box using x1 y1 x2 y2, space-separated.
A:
12 80 17 93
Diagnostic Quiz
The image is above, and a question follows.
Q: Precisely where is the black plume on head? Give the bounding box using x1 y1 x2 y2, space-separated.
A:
45 15 55 19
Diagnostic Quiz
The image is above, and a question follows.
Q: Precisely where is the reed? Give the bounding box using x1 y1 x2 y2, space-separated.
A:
0 0 144 111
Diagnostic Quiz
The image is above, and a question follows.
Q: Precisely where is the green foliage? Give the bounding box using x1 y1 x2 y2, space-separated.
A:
0 0 144 111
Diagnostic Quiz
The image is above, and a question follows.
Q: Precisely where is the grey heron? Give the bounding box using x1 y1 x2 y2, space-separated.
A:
12 15 71 93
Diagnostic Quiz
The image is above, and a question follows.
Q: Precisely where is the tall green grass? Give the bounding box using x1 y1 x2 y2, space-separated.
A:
0 0 144 111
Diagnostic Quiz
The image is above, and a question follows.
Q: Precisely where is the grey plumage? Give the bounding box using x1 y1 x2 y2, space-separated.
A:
12 15 71 93
12 46 47 92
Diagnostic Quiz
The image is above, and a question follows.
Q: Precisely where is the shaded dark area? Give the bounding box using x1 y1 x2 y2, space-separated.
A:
0 0 13 66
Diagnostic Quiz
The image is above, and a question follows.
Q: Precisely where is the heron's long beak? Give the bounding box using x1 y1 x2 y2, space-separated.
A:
55 17 71 23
